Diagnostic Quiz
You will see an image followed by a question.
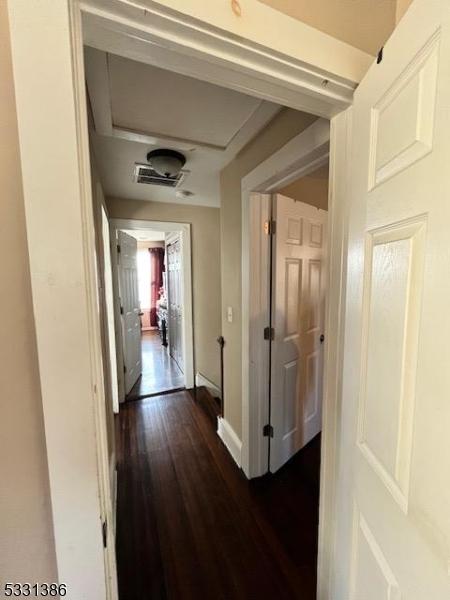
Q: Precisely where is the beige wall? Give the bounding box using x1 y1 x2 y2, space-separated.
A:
396 0 413 23
220 108 317 436
279 164 329 211
259 0 397 55
107 198 222 387
0 2 57 584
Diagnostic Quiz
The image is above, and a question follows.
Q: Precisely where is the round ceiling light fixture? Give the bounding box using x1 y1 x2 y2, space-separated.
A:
176 189 193 199
147 149 186 178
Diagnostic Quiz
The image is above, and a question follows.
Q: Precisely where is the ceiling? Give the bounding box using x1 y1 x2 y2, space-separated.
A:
85 48 282 207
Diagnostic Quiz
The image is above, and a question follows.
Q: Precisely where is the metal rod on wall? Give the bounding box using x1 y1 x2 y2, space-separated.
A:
217 336 225 417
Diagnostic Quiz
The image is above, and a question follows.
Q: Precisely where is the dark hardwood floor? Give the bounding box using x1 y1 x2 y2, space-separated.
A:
126 331 185 400
116 389 320 600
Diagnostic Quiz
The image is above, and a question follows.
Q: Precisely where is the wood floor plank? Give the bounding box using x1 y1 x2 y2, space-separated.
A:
116 390 320 599
127 331 185 400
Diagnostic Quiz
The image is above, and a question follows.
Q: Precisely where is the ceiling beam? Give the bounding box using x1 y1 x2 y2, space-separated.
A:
84 46 113 136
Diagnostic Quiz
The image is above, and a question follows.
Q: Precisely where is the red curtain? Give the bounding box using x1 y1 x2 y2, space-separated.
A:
149 247 165 326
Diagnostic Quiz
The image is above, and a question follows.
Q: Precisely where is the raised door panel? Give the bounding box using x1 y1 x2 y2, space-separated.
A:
369 33 439 190
306 259 322 333
282 360 298 438
285 258 302 340
358 218 426 512
351 511 400 600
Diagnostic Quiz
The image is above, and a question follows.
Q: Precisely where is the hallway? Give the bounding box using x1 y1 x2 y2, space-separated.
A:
126 331 184 400
115 390 320 600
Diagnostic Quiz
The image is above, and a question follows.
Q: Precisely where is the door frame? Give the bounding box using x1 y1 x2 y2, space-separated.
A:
241 117 330 478
110 219 195 395
8 0 363 597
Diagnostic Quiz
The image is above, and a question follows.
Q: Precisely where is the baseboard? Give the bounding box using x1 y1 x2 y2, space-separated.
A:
196 371 222 399
217 417 242 468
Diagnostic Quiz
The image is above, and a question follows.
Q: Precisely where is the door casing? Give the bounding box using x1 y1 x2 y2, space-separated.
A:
8 0 370 597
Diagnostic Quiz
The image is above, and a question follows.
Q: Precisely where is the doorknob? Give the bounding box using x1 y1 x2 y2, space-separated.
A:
320 334 325 343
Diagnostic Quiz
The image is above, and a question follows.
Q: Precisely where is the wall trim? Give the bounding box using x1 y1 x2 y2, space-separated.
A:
217 417 242 468
196 372 222 399
80 0 371 119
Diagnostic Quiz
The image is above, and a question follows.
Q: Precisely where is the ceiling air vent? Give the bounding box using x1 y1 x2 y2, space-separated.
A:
133 163 187 188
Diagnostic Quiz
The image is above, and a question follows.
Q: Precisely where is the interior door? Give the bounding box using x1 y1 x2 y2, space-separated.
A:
167 238 184 372
270 194 327 473
117 230 142 394
333 1 450 598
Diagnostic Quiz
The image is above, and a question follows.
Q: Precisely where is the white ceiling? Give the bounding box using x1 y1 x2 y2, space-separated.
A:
85 48 282 207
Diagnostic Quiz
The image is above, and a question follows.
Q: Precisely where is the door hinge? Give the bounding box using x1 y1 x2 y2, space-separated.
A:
117 244 121 254
264 326 275 341
102 520 107 548
120 305 124 315
264 219 276 235
263 424 274 438
123 364 127 374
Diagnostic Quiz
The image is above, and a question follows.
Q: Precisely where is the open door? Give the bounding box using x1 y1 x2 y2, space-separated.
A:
270 194 327 473
333 1 450 597
167 237 184 373
117 230 142 394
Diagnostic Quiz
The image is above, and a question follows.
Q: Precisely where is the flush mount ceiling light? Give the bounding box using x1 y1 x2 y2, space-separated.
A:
176 189 193 199
147 149 186 178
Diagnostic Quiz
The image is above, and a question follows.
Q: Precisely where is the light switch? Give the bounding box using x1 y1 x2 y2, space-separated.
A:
227 306 233 323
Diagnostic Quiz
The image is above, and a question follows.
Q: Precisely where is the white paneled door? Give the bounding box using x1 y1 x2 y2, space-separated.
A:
270 195 327 473
117 230 142 394
167 238 184 372
333 1 450 598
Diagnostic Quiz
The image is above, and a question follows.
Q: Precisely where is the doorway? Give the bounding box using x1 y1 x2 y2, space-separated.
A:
109 219 195 404
268 187 328 474
122 228 185 400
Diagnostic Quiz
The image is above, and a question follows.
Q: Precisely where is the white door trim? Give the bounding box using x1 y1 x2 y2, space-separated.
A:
111 219 195 391
80 0 371 118
8 0 364 597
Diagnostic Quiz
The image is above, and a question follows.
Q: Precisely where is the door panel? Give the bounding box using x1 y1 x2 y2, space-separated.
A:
334 1 450 598
270 195 327 473
117 231 141 394
167 238 184 373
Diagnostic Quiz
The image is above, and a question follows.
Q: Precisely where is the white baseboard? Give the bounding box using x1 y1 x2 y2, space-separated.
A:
196 371 222 399
217 417 242 468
